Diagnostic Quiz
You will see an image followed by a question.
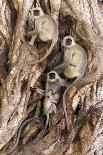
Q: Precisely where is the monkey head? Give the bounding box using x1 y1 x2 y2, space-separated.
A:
62 36 75 48
32 5 44 20
47 71 61 82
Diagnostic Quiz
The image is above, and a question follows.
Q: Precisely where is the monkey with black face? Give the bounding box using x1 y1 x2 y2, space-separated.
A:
26 71 66 146
38 71 66 132
27 4 44 33
53 36 87 131
26 8 58 64
7 71 65 154
53 36 87 78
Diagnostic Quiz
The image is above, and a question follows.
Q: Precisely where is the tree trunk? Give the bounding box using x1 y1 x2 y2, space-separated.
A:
0 0 103 155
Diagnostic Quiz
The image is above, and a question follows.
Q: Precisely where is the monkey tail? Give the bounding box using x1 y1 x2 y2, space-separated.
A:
32 41 55 65
44 114 49 131
24 114 49 148
7 117 35 155
26 30 37 37
63 82 73 131
63 74 97 131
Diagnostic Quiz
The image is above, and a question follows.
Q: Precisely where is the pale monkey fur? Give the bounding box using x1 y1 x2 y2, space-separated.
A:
7 72 65 154
24 71 65 147
53 36 87 130
44 71 66 127
26 10 58 64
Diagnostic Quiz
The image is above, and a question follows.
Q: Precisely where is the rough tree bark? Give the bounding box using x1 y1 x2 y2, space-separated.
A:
0 0 103 155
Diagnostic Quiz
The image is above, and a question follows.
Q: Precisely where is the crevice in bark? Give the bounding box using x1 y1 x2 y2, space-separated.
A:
0 0 103 155
7 0 18 33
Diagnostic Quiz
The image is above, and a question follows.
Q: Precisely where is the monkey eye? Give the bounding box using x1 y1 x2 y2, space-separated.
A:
33 10 40 16
48 72 56 80
66 38 72 46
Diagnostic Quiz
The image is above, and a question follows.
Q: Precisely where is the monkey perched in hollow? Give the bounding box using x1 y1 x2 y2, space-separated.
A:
53 36 87 131
26 8 58 64
53 36 87 78
26 71 66 146
7 71 65 154
30 71 65 132
25 71 66 146
44 71 66 126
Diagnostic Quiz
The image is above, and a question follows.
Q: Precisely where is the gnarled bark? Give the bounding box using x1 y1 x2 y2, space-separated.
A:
0 0 103 155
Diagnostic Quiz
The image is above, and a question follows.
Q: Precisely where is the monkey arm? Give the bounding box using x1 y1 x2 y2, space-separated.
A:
36 88 45 96
70 52 78 66
30 87 45 96
53 63 68 74
52 103 57 113
26 30 37 37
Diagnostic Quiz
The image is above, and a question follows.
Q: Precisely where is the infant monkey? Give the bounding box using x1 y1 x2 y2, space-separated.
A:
53 36 87 130
26 7 58 64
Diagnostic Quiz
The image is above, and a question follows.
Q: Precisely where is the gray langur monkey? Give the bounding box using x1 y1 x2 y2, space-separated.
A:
24 71 66 147
26 8 58 65
53 36 87 78
7 71 65 154
44 71 66 129
53 36 87 131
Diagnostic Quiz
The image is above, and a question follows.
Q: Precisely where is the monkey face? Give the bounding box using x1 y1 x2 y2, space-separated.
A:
66 38 72 46
47 71 60 82
62 36 75 48
48 72 56 79
33 6 44 19
33 10 40 16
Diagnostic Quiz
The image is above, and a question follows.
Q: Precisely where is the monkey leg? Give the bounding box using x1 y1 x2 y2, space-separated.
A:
29 35 37 45
52 103 57 113
26 30 37 45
